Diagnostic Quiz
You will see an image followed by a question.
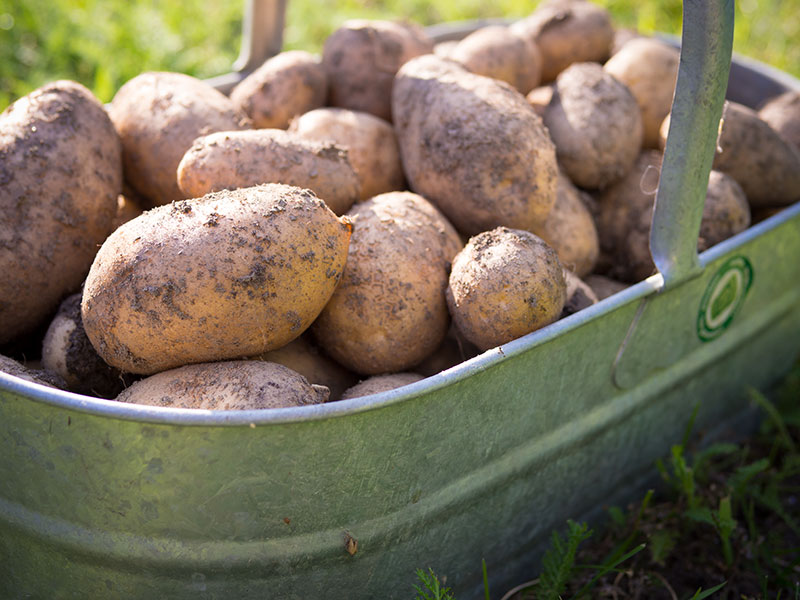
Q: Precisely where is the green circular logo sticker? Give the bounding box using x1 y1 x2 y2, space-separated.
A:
697 255 753 342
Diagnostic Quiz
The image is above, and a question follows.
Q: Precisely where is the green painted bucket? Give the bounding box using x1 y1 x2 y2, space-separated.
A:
2 1 799 598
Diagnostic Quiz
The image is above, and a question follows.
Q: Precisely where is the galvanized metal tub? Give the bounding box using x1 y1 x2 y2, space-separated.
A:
2 2 799 598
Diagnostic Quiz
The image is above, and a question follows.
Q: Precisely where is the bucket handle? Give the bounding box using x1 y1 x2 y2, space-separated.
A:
232 0 735 291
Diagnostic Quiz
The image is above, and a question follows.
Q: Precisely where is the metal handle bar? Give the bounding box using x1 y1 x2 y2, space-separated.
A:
233 0 735 291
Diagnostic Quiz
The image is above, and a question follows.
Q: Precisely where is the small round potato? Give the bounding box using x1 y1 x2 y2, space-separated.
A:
526 85 554 117
758 91 800 151
289 108 405 200
230 50 328 130
340 373 425 400
447 227 567 351
604 37 680 148
322 19 433 121
543 62 643 189
449 25 542 94
312 191 462 375
177 129 360 215
0 80 121 345
116 361 329 410
82 184 352 375
109 71 251 207
511 1 614 82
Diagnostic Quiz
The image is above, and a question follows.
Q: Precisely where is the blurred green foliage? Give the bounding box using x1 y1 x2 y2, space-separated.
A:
1 0 797 107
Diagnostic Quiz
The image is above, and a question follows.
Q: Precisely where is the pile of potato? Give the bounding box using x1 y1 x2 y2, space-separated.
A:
1 0 798 408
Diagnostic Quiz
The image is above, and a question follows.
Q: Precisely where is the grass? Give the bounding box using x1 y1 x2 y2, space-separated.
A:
1 0 798 108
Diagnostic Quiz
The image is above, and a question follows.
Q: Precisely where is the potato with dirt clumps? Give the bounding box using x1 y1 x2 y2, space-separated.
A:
82 184 352 375
109 71 251 207
340 373 425 400
252 333 357 402
117 361 328 409
544 62 643 189
42 294 136 398
393 55 558 236
758 91 800 151
0 355 66 390
511 0 614 83
230 50 328 130
449 25 542 94
289 108 405 200
0 80 121 345
604 37 680 149
447 227 567 352
322 19 433 121
312 191 462 376
177 129 360 215
598 151 751 282
532 170 600 278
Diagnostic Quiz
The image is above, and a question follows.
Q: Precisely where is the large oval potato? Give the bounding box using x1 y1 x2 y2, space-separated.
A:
109 71 251 207
82 184 352 375
117 361 329 409
543 62 643 189
289 108 405 200
312 191 462 375
393 55 558 236
0 80 121 345
322 19 433 121
177 129 360 215
230 50 328 129
758 91 800 151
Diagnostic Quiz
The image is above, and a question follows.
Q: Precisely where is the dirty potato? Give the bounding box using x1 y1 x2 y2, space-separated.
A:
177 129 360 215
393 55 558 236
340 373 425 400
117 361 329 409
0 80 121 345
758 91 800 151
447 227 567 351
82 184 352 375
230 50 328 129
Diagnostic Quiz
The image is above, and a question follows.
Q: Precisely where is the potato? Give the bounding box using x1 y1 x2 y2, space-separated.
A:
289 108 405 200
393 55 558 236
758 91 800 151
322 19 434 121
543 62 643 189
230 50 328 130
112 191 145 232
526 85 554 117
449 25 542 94
561 268 599 317
598 151 751 282
447 227 567 351
604 37 680 148
433 40 459 59
252 333 357 402
532 170 600 277
340 373 425 400
511 0 614 83
108 72 251 207
413 324 480 378
584 274 628 300
611 27 645 56
82 184 352 375
116 361 329 409
0 80 121 345
312 191 462 375
0 354 66 390
177 129 360 215
660 101 800 207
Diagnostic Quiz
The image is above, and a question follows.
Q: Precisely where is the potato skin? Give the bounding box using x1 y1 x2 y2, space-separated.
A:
447 227 567 351
109 72 251 208
393 55 558 236
0 80 121 345
323 19 433 121
544 62 643 189
340 373 424 400
177 129 360 215
312 191 462 376
289 108 405 200
82 184 352 375
604 38 680 149
532 170 600 278
0 354 66 390
698 171 751 252
230 50 328 129
758 91 800 151
511 0 614 82
449 25 542 94
117 361 328 410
